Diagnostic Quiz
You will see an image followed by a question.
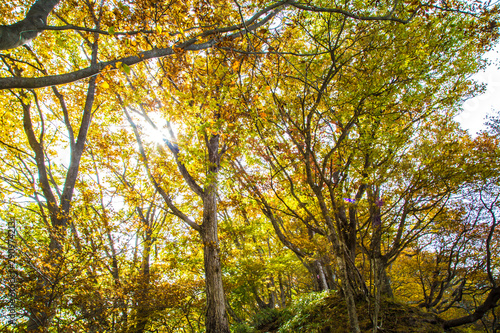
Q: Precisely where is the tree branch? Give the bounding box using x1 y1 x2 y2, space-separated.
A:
121 103 201 232
0 0 60 50
0 0 288 89
443 286 500 329
291 2 421 24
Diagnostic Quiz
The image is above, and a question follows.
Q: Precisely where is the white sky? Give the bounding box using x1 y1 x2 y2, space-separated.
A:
455 46 500 136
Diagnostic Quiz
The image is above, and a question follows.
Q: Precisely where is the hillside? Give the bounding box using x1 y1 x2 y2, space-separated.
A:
237 292 465 333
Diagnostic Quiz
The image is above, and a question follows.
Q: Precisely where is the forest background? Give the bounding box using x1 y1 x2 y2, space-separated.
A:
1 0 500 332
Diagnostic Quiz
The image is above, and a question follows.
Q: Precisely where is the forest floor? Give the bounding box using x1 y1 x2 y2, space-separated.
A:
250 292 465 333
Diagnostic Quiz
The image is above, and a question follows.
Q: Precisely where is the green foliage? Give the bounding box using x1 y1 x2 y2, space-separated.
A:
250 308 281 332
275 291 465 333
278 291 336 333
232 322 256 333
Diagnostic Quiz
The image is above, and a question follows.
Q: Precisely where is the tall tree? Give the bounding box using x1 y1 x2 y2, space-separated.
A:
114 49 248 332
234 4 498 331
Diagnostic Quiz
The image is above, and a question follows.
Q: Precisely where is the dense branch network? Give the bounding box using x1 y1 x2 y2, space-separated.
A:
0 0 437 90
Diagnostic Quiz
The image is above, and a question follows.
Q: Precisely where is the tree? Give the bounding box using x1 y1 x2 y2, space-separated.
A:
115 50 246 332
232 4 498 331
0 54 98 331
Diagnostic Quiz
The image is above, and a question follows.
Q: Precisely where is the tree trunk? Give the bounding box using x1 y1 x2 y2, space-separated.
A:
378 260 393 298
200 135 230 333
130 229 152 333
278 273 288 307
200 213 230 333
319 261 329 291
337 256 362 333
315 259 329 291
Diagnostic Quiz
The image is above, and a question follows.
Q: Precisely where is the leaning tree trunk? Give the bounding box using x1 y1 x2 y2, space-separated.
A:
22 60 97 332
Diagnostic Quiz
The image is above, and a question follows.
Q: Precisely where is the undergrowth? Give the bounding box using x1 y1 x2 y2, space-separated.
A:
233 290 466 333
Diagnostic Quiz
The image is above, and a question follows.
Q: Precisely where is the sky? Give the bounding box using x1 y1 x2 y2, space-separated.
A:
455 46 500 136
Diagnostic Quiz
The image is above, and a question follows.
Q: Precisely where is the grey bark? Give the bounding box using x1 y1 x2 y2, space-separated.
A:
199 134 230 333
0 0 60 50
316 260 329 291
